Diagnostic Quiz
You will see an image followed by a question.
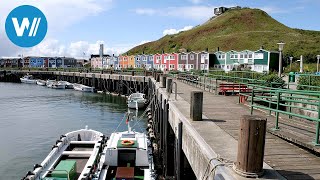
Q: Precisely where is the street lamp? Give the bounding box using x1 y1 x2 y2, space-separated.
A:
317 55 320 72
277 42 285 77
289 56 293 71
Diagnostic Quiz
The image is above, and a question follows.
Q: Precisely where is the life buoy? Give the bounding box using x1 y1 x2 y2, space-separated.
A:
121 140 134 146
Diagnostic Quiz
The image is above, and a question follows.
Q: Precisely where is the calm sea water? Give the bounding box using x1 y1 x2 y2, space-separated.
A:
0 82 147 179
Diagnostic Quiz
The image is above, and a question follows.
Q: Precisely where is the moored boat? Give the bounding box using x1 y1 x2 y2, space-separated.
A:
46 80 56 88
36 80 47 86
127 93 147 109
51 82 66 89
58 81 74 89
20 75 37 84
73 83 94 92
96 112 155 180
21 127 106 180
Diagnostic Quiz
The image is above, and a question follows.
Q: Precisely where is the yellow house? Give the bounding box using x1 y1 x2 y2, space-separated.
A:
128 55 135 68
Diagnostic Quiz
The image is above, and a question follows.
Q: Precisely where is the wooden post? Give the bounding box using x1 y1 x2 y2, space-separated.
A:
234 115 267 177
166 78 172 93
162 75 167 88
190 91 203 121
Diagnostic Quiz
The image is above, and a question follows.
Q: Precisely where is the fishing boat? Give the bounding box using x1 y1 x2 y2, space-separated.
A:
58 81 74 89
21 127 106 180
20 74 37 84
127 93 147 109
36 80 47 86
73 83 94 92
96 111 155 180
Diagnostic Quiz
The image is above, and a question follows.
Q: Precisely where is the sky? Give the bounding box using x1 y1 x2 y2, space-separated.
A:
0 0 319 59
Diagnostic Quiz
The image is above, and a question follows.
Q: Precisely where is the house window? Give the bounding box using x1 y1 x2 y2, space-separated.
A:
221 54 225 59
169 65 175 69
181 55 187 60
240 54 244 58
190 54 194 60
190 64 194 69
248 54 253 58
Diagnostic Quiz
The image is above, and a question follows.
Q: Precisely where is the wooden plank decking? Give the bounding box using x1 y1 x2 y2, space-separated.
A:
174 79 320 180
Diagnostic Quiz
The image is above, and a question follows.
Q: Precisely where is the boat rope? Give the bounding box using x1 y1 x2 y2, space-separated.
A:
113 113 129 133
131 94 157 130
201 154 234 180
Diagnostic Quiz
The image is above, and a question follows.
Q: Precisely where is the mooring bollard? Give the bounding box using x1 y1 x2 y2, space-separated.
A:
234 115 267 177
162 75 167 88
166 78 172 93
190 91 203 121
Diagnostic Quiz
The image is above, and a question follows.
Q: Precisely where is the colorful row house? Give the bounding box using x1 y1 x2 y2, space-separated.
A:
0 57 23 68
211 49 279 73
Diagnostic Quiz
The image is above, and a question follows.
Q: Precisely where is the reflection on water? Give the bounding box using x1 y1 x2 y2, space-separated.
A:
0 83 147 179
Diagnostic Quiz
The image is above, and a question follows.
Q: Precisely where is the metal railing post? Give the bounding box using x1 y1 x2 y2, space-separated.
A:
274 91 281 130
289 93 293 119
315 95 320 145
250 87 255 115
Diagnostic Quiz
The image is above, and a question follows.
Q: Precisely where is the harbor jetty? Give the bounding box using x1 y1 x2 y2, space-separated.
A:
2 70 320 179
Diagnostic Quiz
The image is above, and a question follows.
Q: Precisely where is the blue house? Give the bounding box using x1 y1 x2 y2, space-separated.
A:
134 55 142 68
113 56 119 70
48 58 56 68
30 57 44 67
56 57 63 67
147 55 154 70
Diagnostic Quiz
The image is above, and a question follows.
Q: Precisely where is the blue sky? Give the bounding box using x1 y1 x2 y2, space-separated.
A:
0 0 319 58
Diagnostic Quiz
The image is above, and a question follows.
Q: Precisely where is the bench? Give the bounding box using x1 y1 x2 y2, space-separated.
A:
219 83 252 96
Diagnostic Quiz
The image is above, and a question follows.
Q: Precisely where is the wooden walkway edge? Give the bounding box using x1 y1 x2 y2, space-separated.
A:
174 79 320 180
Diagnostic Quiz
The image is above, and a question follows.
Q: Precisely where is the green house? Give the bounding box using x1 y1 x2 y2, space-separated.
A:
210 49 279 73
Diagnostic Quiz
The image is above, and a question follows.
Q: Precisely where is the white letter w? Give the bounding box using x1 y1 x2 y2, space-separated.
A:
12 18 41 37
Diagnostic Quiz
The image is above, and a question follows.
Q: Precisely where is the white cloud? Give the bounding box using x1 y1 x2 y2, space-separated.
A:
134 6 215 21
0 38 150 58
0 0 113 34
0 0 114 57
163 26 193 36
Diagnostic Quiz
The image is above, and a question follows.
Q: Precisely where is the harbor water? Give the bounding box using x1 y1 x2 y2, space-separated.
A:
0 82 147 179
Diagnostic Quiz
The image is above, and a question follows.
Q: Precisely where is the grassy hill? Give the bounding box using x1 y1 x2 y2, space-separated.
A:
127 8 320 62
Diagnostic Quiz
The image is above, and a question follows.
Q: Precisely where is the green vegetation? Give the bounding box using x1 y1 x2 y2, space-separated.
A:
127 8 320 62
297 75 320 91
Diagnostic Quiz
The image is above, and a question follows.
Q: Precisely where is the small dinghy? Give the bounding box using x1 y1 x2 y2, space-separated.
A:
36 80 47 86
21 126 106 180
73 83 94 92
127 93 147 109
46 80 56 88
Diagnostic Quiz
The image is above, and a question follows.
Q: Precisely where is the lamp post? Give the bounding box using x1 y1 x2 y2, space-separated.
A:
289 56 293 71
277 42 285 77
317 55 320 72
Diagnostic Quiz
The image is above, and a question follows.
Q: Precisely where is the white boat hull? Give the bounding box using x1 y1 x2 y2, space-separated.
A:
128 100 146 109
20 78 37 84
73 83 94 92
36 80 46 86
22 128 105 180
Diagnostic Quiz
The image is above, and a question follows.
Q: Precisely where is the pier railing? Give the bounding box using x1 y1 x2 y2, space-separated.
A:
171 72 320 145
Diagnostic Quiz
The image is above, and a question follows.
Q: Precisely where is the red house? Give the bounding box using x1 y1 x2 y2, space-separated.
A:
153 53 162 70
161 53 178 71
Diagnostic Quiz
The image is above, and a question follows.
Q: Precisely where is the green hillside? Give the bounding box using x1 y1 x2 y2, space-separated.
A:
127 8 320 62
